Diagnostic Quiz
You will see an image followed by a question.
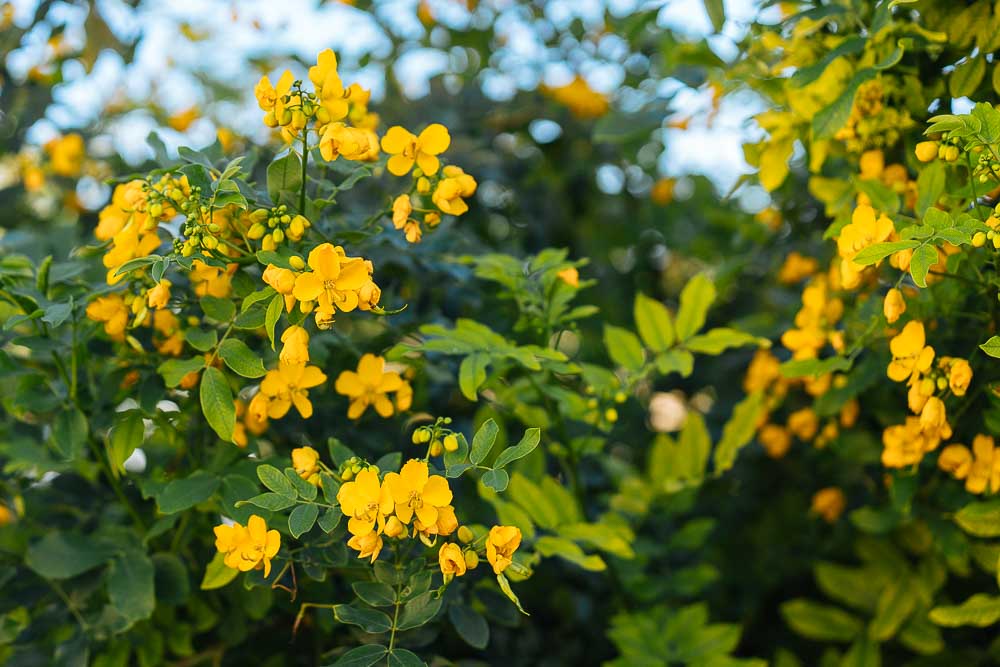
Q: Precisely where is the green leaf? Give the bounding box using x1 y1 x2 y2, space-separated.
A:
713 392 765 474
869 578 918 640
855 178 899 213
497 573 529 615
915 160 946 216
26 532 114 579
333 604 393 633
325 645 387 667
675 274 716 341
200 552 239 590
157 471 220 514
109 410 144 476
603 324 645 371
840 638 881 667
242 287 277 313
257 464 297 499
458 352 489 401
267 152 303 203
448 603 489 649
285 468 318 501
218 339 266 378
781 599 863 642
352 582 395 607
200 367 235 442
315 507 339 533
634 292 675 351
470 418 499 465
908 245 937 288
243 492 296 511
397 591 443 630
791 36 865 87
656 349 694 377
534 535 606 571
954 499 1000 536
288 503 319 538
780 356 852 379
265 293 283 350
200 296 236 322
677 412 711 481
157 357 205 388
482 468 510 492
851 240 920 267
107 551 155 627
684 327 768 355
493 428 541 469
51 407 88 460
387 649 424 667
702 0 725 31
929 594 1000 627
950 56 986 98
980 336 1000 358
184 328 218 352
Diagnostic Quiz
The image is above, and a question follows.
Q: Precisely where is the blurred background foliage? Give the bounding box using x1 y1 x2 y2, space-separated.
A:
0 0 940 666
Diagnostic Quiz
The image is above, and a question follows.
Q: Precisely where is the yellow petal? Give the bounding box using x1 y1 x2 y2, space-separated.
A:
417 124 451 154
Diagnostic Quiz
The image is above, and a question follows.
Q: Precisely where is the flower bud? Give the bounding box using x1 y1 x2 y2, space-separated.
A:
463 550 479 570
263 111 278 127
457 526 474 543
914 141 938 162
443 434 459 452
430 440 443 457
973 231 987 247
289 255 306 270
247 222 266 239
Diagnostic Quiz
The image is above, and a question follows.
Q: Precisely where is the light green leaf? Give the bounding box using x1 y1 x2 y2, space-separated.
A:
954 499 1000 537
603 324 645 371
781 599 863 642
675 274 716 341
634 292 675 351
929 594 1000 627
493 428 541 469
908 245 938 288
713 392 765 474
458 352 489 401
200 552 239 590
470 418 499 465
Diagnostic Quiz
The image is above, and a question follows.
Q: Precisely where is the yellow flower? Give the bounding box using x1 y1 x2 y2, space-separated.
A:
556 267 580 287
650 178 675 206
167 106 200 132
759 424 792 458
147 279 172 309
259 361 328 419
777 252 818 285
938 444 973 480
918 396 947 437
384 516 405 538
915 141 938 163
337 468 393 536
787 408 818 441
292 243 372 318
255 71 294 126
439 542 467 580
334 354 412 419
86 294 129 340
946 358 973 396
836 203 894 289
279 325 310 365
858 149 884 180
887 321 934 383
190 260 234 298
391 194 422 243
883 288 905 324
45 133 85 177
542 76 610 119
486 525 522 575
213 515 281 577
882 416 945 468
262 264 299 312
291 446 321 483
319 123 379 162
309 49 349 122
385 459 453 526
744 350 782 393
380 124 451 176
414 504 458 541
966 435 997 494
810 487 846 523
432 165 477 216
347 531 383 563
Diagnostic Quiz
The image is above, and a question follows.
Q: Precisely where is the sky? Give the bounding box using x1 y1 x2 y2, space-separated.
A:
5 0 764 191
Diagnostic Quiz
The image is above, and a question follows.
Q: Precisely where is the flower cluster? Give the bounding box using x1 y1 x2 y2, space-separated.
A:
213 515 281 577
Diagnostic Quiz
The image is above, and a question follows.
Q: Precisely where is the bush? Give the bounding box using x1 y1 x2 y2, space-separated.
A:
4 1 1000 665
